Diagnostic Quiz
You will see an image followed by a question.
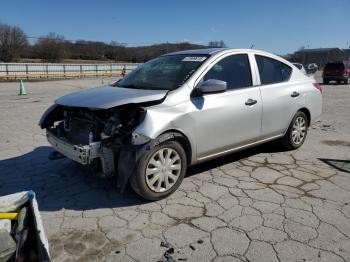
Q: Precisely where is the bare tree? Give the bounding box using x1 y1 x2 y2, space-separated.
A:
208 41 227 48
105 41 125 61
35 32 68 62
0 24 28 62
69 40 107 60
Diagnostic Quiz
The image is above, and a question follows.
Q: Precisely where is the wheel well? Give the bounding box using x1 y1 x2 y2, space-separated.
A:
159 130 192 166
299 108 311 126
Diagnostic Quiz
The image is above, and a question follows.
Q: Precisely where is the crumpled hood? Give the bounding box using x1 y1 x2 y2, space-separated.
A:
55 85 168 109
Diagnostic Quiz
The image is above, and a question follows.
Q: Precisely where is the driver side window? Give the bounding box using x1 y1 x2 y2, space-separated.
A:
203 54 252 90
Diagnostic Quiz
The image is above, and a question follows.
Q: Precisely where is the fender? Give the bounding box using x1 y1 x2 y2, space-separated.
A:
117 132 187 192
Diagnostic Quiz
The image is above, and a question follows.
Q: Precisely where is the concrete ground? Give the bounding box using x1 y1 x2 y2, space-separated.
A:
0 76 350 262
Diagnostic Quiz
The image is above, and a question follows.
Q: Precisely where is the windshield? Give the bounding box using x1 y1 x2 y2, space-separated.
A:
113 54 208 90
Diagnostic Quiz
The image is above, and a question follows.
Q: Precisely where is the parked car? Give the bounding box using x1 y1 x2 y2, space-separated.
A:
305 63 318 74
293 63 307 74
322 62 350 84
39 48 323 200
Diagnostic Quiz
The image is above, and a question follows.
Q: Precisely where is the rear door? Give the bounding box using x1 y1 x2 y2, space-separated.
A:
254 55 299 138
191 53 262 160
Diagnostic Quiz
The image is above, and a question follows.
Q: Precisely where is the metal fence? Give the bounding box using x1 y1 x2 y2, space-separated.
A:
0 63 141 80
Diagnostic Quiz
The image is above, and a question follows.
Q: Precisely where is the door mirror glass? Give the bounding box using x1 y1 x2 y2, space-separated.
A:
197 79 227 95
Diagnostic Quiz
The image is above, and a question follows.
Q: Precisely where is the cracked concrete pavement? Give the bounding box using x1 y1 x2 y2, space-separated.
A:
0 76 350 261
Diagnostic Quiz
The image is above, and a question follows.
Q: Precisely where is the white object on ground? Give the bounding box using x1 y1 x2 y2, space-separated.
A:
0 191 50 260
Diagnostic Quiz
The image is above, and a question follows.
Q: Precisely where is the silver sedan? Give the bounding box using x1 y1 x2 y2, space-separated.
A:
40 48 323 200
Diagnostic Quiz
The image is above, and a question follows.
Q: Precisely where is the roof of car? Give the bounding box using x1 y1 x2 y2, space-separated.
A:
164 48 229 56
163 48 278 57
161 48 296 68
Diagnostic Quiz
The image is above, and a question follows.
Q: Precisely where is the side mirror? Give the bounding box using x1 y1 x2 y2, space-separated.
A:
196 79 227 95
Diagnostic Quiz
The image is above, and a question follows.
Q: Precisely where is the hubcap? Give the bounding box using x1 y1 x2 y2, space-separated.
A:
145 148 182 193
292 116 306 145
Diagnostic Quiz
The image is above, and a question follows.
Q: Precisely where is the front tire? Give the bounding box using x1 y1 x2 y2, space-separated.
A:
130 138 187 201
281 111 308 150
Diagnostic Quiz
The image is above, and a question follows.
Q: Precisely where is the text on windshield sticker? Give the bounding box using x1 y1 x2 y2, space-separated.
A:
182 57 207 62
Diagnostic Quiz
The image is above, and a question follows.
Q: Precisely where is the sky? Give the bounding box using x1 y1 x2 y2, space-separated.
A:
0 0 349 55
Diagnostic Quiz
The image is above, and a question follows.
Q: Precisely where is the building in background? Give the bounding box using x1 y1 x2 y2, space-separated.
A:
344 49 350 62
288 48 349 68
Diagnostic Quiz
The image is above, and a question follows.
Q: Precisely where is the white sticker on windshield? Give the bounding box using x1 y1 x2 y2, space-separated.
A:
182 57 207 62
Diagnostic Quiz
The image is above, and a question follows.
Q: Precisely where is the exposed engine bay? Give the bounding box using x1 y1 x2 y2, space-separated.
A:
42 104 148 184
49 105 145 147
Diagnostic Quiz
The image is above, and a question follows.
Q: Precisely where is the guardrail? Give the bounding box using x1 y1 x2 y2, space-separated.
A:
0 63 141 80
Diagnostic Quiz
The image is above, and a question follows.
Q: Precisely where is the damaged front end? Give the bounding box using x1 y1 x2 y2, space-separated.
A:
39 103 151 191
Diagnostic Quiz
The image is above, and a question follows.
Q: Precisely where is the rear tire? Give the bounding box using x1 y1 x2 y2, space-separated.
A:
280 111 308 150
130 137 187 201
323 79 329 85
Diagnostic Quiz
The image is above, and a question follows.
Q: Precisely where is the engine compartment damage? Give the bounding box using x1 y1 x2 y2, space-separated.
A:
40 103 156 191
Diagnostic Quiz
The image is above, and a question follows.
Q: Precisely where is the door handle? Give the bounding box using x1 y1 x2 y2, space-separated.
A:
245 98 257 106
291 91 300 97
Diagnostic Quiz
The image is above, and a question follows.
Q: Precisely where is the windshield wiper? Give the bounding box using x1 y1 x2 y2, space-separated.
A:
116 84 141 89
114 82 163 90
137 82 160 90
124 83 161 90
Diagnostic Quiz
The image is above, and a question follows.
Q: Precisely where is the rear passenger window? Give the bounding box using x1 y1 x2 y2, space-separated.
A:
255 55 292 85
203 54 252 90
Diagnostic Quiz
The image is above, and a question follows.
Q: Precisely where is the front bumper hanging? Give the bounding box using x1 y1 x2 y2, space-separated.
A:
46 130 100 165
46 129 157 192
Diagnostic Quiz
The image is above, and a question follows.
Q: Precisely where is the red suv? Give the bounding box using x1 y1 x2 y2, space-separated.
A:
323 62 350 84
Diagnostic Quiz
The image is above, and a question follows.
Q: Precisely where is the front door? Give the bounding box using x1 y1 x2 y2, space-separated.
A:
190 53 262 160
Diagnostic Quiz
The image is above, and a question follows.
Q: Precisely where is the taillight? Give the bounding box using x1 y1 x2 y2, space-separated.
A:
313 83 322 93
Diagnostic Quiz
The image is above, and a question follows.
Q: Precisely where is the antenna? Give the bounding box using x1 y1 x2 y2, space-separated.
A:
250 44 255 49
